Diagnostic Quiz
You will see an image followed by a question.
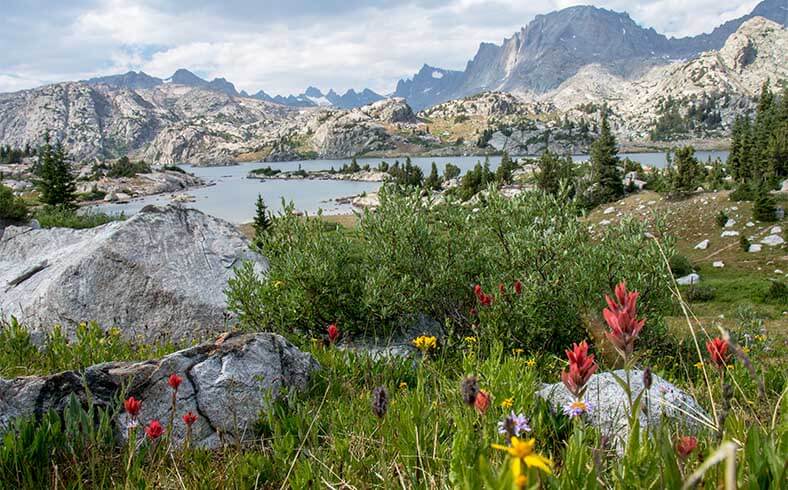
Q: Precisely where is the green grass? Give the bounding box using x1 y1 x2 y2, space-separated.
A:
34 206 124 229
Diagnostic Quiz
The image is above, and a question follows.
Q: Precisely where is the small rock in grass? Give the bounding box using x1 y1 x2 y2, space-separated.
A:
771 226 782 234
603 206 615 214
760 235 785 246
749 244 762 252
599 219 611 226
676 273 700 285
721 230 739 237
694 239 709 250
746 222 755 227
775 269 784 274
724 219 736 228
713 261 724 268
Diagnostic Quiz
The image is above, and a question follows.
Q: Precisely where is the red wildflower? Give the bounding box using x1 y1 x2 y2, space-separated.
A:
124 396 141 418
474 285 493 306
182 411 198 427
145 420 164 440
603 282 645 359
168 373 183 391
676 436 698 459
706 338 730 368
474 390 491 414
327 324 340 344
561 341 598 399
514 280 522 295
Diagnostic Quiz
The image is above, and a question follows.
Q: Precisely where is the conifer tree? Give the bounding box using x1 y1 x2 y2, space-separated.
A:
253 194 272 240
34 134 76 208
537 150 575 197
424 161 441 191
589 110 623 204
671 146 701 193
752 181 777 222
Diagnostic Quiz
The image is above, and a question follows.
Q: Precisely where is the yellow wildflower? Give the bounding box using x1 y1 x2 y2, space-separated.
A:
742 347 750 354
525 358 536 368
412 335 437 352
501 397 514 409
512 348 524 356
108 327 121 337
399 381 408 390
694 361 703 369
273 280 284 288
492 437 552 482
464 336 478 344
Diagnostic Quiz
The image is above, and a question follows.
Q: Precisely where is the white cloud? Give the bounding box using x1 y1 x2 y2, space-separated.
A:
0 0 769 94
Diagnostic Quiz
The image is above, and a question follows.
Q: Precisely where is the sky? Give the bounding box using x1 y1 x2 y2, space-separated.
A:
0 0 762 96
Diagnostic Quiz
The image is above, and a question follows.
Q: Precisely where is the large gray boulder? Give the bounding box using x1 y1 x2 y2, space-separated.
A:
0 332 319 448
538 370 708 451
0 205 267 342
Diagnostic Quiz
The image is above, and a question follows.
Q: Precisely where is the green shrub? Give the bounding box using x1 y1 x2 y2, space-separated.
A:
34 206 123 229
106 156 151 178
740 235 751 252
0 183 29 221
763 280 788 304
715 210 729 228
685 284 716 302
668 253 693 277
228 189 676 356
161 165 185 173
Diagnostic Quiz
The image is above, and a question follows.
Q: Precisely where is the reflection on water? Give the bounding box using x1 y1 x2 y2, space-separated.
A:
96 150 728 224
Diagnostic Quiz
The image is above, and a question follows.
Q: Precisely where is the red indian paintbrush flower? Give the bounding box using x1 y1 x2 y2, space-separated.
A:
706 338 730 368
168 373 183 391
327 324 340 343
145 420 164 440
514 280 522 295
676 435 698 459
124 396 141 418
474 390 491 414
603 282 645 359
474 285 493 306
561 341 598 399
182 411 198 427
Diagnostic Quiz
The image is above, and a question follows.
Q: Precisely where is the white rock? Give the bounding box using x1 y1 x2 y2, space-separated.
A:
676 273 700 285
713 261 724 268
603 206 615 214
749 244 762 252
746 222 755 227
761 235 785 246
775 269 784 274
724 219 736 228
721 230 739 237
771 226 782 234
694 239 710 250
599 219 611 225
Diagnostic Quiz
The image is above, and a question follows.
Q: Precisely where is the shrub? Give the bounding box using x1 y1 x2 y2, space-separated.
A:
161 165 185 173
0 183 29 221
685 284 716 302
763 280 788 304
228 189 676 356
250 166 282 177
106 156 151 178
34 207 123 229
740 235 751 252
715 210 728 228
668 254 693 277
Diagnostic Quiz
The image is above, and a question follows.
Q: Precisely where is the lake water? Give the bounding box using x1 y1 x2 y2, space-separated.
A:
97 150 728 224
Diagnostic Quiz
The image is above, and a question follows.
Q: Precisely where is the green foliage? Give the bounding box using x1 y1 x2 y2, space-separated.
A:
249 165 281 177
0 144 35 164
752 183 777 222
444 163 461 181
685 283 716 302
33 207 123 229
252 194 272 244
455 157 495 201
386 157 424 188
537 150 575 197
0 183 29 221
33 134 76 208
0 317 175 378
740 235 751 252
424 161 442 191
494 151 517 185
715 210 729 228
228 189 676 357
588 110 623 206
670 146 702 194
106 156 152 178
669 254 694 277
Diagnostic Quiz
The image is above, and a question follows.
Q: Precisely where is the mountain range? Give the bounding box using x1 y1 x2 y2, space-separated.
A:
394 0 788 109
86 70 384 109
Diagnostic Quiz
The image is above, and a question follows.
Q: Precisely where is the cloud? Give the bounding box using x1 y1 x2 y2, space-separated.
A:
0 0 764 95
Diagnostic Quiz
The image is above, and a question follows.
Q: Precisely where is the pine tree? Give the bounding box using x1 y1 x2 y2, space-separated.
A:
752 181 777 222
252 194 272 248
35 134 76 208
753 80 777 180
495 151 516 185
671 146 701 193
537 150 575 197
424 162 441 191
589 110 623 204
443 163 461 181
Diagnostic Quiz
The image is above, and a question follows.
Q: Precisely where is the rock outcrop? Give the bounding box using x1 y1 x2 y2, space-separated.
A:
0 205 267 342
538 370 708 451
0 332 320 448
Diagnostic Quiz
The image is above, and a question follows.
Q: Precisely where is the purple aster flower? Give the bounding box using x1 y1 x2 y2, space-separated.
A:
497 411 531 440
563 399 593 418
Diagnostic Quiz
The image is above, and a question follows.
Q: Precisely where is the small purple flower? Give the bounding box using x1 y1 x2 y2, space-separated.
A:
497 411 531 440
563 399 593 418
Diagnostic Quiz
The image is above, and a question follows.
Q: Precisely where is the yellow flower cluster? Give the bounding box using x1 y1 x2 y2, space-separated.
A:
525 358 536 368
501 397 514 409
464 336 478 344
412 335 437 352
